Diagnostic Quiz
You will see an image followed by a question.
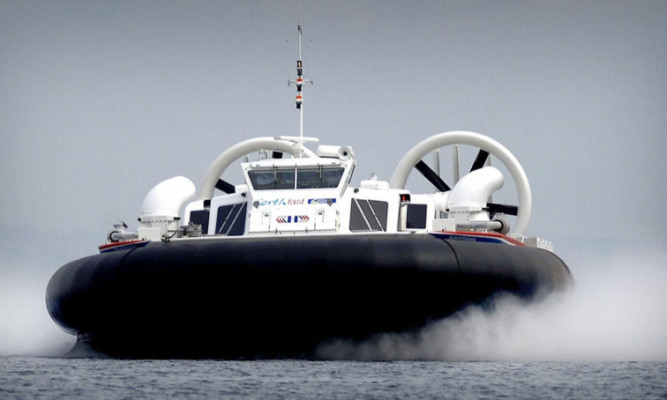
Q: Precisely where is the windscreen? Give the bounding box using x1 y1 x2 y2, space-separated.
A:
249 166 344 190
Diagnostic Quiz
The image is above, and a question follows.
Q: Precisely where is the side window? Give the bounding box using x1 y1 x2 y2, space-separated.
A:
406 204 428 229
349 199 388 232
215 203 247 236
189 210 210 234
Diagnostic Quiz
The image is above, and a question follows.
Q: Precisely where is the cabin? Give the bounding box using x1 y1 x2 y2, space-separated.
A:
180 143 445 237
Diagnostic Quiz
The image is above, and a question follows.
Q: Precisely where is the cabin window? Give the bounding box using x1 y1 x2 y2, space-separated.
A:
406 204 428 229
349 199 388 232
215 203 247 236
297 167 344 189
189 210 210 234
249 166 345 190
248 170 293 190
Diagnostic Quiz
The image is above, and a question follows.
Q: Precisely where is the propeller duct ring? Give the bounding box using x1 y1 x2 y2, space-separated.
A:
389 131 532 235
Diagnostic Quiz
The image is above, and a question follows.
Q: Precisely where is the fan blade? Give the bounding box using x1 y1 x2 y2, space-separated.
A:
415 160 451 192
487 203 518 216
470 149 490 172
215 179 236 194
272 151 283 159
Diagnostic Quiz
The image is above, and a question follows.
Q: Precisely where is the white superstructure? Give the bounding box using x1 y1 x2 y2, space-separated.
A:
103 131 553 253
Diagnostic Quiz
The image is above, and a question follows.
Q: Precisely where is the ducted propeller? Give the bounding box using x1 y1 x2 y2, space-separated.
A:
390 131 533 235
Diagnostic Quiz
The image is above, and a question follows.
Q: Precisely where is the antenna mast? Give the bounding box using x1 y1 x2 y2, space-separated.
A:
288 9 312 138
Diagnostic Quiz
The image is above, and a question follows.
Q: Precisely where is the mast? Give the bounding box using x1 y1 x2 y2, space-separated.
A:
288 19 312 138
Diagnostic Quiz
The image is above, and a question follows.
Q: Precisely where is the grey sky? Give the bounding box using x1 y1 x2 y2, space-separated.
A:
1 1 666 356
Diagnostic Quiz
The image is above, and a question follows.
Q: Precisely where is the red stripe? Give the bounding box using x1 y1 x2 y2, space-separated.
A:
98 239 148 251
439 231 526 247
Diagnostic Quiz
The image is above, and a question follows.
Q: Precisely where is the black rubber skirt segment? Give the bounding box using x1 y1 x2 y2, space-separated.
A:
46 234 571 358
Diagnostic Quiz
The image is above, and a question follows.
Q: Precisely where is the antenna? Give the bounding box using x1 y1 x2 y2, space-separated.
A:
288 8 313 139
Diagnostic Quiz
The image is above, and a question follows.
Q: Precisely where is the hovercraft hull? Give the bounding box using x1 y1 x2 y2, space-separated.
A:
46 234 570 358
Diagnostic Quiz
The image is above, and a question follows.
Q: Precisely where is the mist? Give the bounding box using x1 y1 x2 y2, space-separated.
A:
317 244 667 362
0 262 75 357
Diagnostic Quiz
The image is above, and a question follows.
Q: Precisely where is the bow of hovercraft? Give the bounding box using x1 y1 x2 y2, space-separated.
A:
46 130 571 359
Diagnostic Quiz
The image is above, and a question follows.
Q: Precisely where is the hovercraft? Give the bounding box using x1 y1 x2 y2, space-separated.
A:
46 130 571 358
45 25 571 359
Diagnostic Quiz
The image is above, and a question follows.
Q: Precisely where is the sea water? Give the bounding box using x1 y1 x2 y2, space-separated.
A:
1 357 666 400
